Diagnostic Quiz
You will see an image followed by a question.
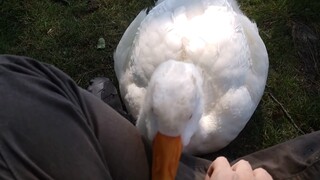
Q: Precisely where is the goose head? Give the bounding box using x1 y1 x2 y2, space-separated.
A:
139 60 204 180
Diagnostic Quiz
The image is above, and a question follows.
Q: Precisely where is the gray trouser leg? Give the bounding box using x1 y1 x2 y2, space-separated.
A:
232 131 320 180
0 55 149 180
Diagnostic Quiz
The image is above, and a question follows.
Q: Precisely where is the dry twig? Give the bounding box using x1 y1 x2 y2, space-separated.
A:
267 92 306 135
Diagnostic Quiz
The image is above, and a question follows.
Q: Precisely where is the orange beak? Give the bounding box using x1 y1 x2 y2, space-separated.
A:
152 132 183 180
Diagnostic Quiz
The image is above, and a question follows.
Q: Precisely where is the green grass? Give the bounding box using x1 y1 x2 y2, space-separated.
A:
0 0 152 85
1 0 319 160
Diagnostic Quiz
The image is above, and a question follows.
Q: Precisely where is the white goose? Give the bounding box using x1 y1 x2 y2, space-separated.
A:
114 0 268 179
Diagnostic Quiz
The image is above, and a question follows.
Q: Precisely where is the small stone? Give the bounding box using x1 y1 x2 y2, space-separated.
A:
97 37 106 49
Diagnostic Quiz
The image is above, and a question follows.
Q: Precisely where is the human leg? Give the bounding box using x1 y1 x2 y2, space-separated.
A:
231 131 320 179
80 88 151 180
0 55 150 180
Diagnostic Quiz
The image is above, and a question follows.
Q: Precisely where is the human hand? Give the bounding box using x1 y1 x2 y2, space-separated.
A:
205 157 273 180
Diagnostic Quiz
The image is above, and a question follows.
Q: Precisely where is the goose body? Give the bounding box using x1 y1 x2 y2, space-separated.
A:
114 0 268 156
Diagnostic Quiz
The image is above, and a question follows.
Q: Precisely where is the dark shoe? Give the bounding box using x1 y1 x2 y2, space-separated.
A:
87 77 135 124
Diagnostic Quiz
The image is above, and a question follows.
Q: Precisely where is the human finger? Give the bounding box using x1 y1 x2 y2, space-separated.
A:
231 159 254 179
253 168 273 180
211 157 231 170
207 157 235 179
